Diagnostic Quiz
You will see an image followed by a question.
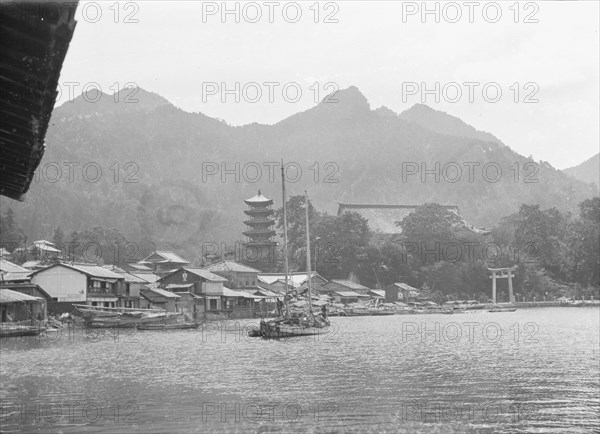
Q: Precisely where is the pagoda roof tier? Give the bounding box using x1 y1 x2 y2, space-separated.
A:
244 219 275 226
244 208 274 216
243 241 277 246
245 190 273 205
243 229 276 237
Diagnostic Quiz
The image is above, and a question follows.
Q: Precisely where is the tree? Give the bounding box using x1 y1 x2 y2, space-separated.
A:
398 203 464 266
579 197 600 222
275 194 318 252
52 226 64 251
0 207 26 251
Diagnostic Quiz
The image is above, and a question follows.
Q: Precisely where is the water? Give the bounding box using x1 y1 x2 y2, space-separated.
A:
1 308 599 433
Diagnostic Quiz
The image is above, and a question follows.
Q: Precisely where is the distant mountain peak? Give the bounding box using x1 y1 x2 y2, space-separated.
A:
55 86 172 117
320 85 370 110
564 153 599 188
399 103 502 144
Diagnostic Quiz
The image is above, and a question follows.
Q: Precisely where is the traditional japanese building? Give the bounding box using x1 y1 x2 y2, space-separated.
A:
242 191 277 271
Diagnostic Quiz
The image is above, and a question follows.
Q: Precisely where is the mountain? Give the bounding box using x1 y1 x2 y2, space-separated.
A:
1 86 596 263
398 103 502 144
564 154 599 188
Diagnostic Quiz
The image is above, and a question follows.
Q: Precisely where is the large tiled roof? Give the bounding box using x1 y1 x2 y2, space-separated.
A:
337 203 490 235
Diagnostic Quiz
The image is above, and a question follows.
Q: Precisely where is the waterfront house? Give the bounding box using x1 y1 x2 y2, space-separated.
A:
0 288 47 323
331 290 366 305
202 260 261 289
0 259 32 283
258 271 328 294
140 287 180 312
159 267 228 294
323 279 370 296
30 263 124 311
158 267 229 318
385 282 420 303
368 289 385 299
138 250 190 276
102 265 147 309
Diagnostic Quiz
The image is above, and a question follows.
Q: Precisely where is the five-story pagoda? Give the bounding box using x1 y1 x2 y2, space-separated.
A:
242 190 277 271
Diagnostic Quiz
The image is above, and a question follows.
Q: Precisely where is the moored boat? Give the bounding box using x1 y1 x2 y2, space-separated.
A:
488 307 517 313
137 322 199 331
0 324 45 338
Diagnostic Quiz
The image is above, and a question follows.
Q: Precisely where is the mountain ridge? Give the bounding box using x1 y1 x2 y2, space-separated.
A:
2 86 595 262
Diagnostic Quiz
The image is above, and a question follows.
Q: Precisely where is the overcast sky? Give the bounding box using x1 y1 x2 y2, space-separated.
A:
58 1 599 169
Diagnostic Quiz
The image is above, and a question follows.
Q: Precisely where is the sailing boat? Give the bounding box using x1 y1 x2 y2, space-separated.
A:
259 172 331 338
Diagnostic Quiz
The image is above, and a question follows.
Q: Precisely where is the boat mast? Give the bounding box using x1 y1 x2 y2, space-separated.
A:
305 190 312 314
281 160 290 318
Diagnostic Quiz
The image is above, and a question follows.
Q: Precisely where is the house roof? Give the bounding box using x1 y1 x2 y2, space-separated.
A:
0 272 32 282
65 263 124 279
369 290 385 298
0 259 30 273
222 287 246 298
333 291 364 298
21 260 44 269
171 267 228 282
30 263 124 280
143 287 180 299
203 260 261 274
337 203 491 235
166 283 194 290
32 240 61 253
140 250 190 264
0 288 42 303
327 279 370 291
258 272 325 288
387 282 420 292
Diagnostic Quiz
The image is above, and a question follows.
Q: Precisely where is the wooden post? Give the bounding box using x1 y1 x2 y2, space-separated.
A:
508 271 514 303
492 271 497 304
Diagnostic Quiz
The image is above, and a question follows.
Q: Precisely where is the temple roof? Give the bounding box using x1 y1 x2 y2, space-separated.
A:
244 190 273 205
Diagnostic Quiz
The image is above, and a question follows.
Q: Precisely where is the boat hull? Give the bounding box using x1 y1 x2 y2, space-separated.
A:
260 322 331 338
137 322 199 331
0 326 45 338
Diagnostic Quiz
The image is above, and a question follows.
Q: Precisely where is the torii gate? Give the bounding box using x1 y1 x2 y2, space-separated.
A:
488 267 516 303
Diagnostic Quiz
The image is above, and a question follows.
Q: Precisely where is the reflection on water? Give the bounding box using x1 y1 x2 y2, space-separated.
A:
1 308 599 433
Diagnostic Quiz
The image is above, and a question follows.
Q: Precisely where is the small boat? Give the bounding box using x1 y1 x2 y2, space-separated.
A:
368 308 395 316
260 312 330 338
0 324 45 338
137 322 199 331
488 307 517 313
86 312 181 328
